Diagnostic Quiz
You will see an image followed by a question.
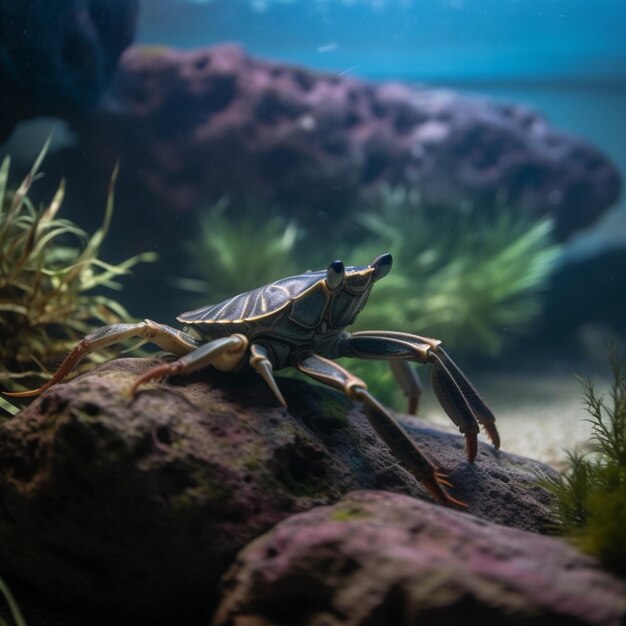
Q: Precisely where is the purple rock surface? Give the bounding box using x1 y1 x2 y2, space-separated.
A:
78 43 621 240
215 490 626 626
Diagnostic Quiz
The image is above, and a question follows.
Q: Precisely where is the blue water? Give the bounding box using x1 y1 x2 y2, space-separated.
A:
138 0 626 204
139 0 626 84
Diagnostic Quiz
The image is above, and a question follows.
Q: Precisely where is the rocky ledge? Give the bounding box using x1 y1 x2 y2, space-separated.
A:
75 43 620 240
0 356 570 622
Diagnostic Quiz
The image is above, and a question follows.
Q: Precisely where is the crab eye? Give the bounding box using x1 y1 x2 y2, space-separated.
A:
371 253 392 281
326 260 345 290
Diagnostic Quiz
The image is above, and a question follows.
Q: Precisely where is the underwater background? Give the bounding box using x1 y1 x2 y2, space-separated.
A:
2 0 625 436
140 0 626 173
144 0 626 363
135 0 626 467
1 0 625 454
2 2 626 624
138 0 626 253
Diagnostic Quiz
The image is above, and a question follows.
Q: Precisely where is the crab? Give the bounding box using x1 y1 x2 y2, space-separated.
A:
5 253 499 506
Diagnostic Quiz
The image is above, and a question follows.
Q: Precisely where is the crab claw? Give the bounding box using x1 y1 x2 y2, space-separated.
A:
429 359 480 463
431 471 467 508
464 432 478 463
483 422 501 450
435 348 500 452
355 387 467 507
414 467 467 508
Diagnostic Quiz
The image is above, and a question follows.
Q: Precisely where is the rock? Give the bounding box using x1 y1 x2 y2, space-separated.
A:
0 0 138 141
74 43 620 240
0 356 559 620
214 490 626 626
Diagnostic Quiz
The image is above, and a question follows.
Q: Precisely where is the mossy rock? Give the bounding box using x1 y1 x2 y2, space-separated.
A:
0 356 559 622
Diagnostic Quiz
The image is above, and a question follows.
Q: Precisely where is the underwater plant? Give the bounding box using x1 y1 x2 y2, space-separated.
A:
541 347 626 578
180 196 302 303
351 186 561 355
0 576 26 626
0 143 155 415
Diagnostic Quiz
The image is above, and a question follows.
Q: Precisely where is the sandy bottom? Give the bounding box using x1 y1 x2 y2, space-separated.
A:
420 368 608 472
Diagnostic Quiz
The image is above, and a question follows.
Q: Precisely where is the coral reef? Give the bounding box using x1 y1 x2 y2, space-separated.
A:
73 43 620 242
0 357 558 620
0 0 138 141
215 491 626 626
0 146 154 414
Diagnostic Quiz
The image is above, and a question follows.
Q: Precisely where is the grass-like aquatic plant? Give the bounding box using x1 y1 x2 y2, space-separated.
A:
0 143 155 415
351 186 560 355
343 187 559 406
541 347 626 577
0 577 26 626
179 196 302 303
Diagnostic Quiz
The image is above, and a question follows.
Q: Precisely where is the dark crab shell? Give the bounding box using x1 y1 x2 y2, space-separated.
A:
177 265 373 326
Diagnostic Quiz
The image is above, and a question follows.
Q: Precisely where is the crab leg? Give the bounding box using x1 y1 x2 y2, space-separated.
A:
295 353 465 507
338 331 498 461
130 334 249 394
249 344 287 407
3 320 202 398
389 360 422 415
430 348 500 450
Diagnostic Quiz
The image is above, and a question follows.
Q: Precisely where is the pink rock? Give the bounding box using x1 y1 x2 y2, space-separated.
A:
215 491 626 626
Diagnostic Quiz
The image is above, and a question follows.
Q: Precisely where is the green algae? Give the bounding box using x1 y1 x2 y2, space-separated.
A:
312 389 350 428
330 506 371 522
0 576 27 626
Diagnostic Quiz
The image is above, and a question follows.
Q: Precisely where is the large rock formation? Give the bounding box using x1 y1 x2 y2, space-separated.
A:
75 43 620 240
0 356 558 621
215 490 626 626
0 0 138 141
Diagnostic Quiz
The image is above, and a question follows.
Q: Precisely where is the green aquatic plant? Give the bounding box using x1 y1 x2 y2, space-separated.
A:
0 576 27 626
0 144 155 414
541 348 626 577
180 196 302 304
351 186 560 356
